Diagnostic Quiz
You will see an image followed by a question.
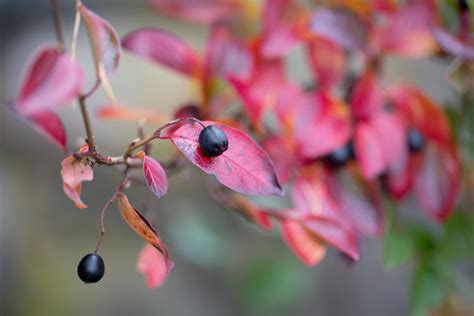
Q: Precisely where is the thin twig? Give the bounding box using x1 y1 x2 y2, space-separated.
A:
70 3 81 61
78 95 96 153
94 192 117 254
50 0 65 52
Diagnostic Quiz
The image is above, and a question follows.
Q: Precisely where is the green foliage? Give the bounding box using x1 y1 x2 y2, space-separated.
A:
235 256 312 314
411 263 445 316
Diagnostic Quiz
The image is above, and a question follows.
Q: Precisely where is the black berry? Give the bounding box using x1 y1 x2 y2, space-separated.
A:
174 103 201 119
324 142 355 167
407 128 425 153
459 0 469 12
199 125 229 157
77 253 105 284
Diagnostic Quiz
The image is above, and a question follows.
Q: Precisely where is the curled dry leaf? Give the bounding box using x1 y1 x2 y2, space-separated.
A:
169 121 283 196
78 2 121 74
61 147 93 209
122 28 202 77
117 192 173 272
137 243 173 289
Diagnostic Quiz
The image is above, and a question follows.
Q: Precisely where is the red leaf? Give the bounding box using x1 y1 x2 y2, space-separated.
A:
204 24 253 81
122 28 202 77
281 220 326 266
387 85 451 145
228 59 285 125
78 2 121 74
350 71 384 119
170 121 283 196
310 8 368 52
327 171 383 236
61 149 93 209
261 136 294 185
294 92 351 159
148 0 240 24
142 154 169 199
432 28 474 61
291 169 360 259
137 243 173 289
302 215 359 260
15 46 84 116
307 36 345 91
354 120 385 179
374 1 437 57
27 111 67 150
260 0 306 58
414 144 460 221
117 193 173 265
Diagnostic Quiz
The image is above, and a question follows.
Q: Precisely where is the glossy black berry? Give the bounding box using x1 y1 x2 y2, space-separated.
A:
324 142 355 167
77 253 105 284
407 128 425 153
199 125 229 157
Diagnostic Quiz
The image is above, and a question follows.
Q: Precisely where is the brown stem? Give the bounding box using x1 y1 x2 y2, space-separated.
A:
50 0 65 52
93 168 131 254
78 95 96 153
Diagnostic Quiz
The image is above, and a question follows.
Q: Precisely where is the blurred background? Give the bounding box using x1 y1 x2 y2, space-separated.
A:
0 1 470 315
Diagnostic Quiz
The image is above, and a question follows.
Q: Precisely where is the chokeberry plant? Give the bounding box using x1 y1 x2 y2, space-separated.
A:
4 0 474 314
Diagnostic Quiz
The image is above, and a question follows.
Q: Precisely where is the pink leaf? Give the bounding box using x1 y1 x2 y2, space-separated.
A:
122 28 202 77
327 171 383 236
260 0 306 58
148 0 239 24
281 220 326 266
142 154 168 199
350 71 384 119
302 215 359 260
414 144 460 221
294 93 351 159
291 170 360 259
261 136 294 185
27 111 67 150
61 149 93 209
15 46 84 116
310 8 368 52
354 121 385 179
374 1 437 57
307 37 345 91
78 2 122 74
432 27 474 61
204 24 253 81
137 243 173 289
170 121 283 196
228 59 285 125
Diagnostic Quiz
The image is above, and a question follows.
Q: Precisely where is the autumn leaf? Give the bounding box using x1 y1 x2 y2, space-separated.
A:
169 121 283 196
27 111 67 150
61 148 93 209
122 28 202 77
310 8 368 52
15 46 83 116
78 2 121 75
137 243 173 289
148 0 240 24
138 152 169 199
281 219 327 266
